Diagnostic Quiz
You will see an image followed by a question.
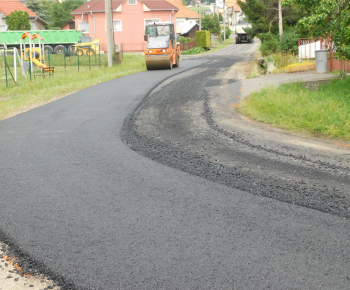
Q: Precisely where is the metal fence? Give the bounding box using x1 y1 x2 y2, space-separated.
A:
1 45 123 88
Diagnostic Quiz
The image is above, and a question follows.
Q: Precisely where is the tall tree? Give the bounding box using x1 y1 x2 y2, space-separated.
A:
25 0 49 21
49 0 85 29
201 14 221 35
6 10 31 30
238 0 307 38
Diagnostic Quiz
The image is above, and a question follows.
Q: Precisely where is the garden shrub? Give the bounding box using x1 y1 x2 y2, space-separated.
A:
181 47 205 55
221 27 231 40
196 30 211 48
179 36 195 45
279 31 299 54
258 33 279 56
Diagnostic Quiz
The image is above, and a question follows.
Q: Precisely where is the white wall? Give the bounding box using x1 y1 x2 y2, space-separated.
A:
0 14 7 31
298 40 322 59
31 19 46 30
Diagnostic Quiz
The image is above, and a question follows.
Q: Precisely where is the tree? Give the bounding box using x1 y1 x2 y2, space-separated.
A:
26 0 49 22
212 13 221 35
297 0 350 75
182 0 188 5
6 10 31 30
238 0 308 38
201 14 221 36
49 0 85 29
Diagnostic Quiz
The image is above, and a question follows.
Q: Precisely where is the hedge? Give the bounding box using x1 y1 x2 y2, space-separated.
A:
196 30 210 48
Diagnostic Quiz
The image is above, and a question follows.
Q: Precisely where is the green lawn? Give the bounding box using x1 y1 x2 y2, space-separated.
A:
0 54 146 120
239 77 350 140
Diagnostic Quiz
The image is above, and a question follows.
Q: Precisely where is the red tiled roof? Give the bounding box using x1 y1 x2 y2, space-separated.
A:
72 0 123 14
71 0 178 14
226 0 244 9
166 0 198 19
232 4 241 12
142 0 178 10
0 0 37 17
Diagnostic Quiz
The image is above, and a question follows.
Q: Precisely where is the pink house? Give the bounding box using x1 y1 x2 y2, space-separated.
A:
71 0 179 52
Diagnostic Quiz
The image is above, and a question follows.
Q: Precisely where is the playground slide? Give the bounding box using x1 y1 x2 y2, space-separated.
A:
32 58 47 69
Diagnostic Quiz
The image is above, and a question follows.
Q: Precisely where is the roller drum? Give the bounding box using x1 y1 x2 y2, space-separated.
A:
146 57 172 70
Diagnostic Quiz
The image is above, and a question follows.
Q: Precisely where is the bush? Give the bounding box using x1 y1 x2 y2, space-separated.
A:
181 47 205 55
196 30 211 48
259 31 299 56
279 31 299 54
221 27 231 40
178 36 195 44
258 33 279 56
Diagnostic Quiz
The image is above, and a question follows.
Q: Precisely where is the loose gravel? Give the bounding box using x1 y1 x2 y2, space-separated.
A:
122 44 350 219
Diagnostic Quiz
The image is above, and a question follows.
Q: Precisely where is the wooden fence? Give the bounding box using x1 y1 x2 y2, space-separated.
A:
321 37 350 73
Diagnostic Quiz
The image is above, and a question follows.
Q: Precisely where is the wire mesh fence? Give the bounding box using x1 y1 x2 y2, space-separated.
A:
1 45 123 89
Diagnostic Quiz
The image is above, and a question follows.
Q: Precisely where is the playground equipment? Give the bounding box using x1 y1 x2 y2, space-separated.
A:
19 32 54 76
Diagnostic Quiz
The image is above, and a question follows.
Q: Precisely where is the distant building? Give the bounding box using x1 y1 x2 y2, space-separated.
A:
61 19 76 30
0 0 47 31
177 19 199 38
71 0 179 52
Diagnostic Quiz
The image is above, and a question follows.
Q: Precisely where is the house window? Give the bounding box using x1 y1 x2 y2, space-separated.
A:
69 22 75 29
79 22 89 33
128 0 136 5
113 20 122 32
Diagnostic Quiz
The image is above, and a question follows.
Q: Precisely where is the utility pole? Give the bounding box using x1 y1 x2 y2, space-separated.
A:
278 0 283 41
223 0 226 41
105 0 113 67
199 1 201 31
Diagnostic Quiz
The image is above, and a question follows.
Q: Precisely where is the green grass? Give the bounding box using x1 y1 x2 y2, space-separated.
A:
239 77 350 140
182 47 205 55
206 38 235 53
0 54 146 120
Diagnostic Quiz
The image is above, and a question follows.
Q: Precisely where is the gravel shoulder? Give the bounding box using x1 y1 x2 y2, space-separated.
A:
124 43 350 218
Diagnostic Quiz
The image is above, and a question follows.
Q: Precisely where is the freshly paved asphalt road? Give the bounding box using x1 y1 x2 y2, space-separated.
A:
1 45 350 289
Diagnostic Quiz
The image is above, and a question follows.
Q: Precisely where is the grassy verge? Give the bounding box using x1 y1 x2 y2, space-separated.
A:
0 54 146 120
207 38 235 53
239 77 350 140
180 37 235 55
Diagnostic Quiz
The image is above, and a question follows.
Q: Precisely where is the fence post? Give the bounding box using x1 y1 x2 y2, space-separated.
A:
14 48 17 82
29 60 32 81
99 45 101 66
48 49 51 77
4 49 8 88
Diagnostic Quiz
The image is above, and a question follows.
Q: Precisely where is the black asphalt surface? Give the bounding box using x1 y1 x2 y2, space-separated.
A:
1 45 350 289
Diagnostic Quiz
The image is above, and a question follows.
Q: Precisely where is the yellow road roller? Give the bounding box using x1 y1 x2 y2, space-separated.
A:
144 22 180 70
